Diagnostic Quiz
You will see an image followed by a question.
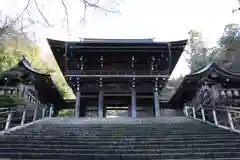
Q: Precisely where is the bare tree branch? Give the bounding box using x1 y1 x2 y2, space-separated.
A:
80 0 88 23
6 0 31 29
1 0 120 38
22 0 32 15
0 11 4 24
61 0 70 33
82 0 119 13
79 0 120 24
33 0 52 27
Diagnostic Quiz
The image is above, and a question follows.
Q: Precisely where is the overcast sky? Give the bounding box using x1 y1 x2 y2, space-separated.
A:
1 0 240 78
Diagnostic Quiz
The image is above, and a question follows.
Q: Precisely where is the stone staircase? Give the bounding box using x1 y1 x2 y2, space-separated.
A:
0 117 240 159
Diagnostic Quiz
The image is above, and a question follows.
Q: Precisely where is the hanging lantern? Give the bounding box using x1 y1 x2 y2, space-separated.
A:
220 90 226 97
227 90 233 98
234 90 239 97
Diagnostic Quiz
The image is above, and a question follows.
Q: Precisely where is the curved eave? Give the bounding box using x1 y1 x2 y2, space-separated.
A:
169 63 216 108
0 58 64 108
213 66 240 80
80 38 155 43
169 77 189 103
19 58 49 77
188 62 213 77
19 57 65 107
48 38 187 78
169 62 240 108
47 38 188 45
187 62 240 80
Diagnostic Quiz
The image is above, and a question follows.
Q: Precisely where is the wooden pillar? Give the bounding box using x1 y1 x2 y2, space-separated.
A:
75 84 81 118
98 78 104 118
98 90 104 118
131 88 137 118
64 43 69 74
131 78 137 118
154 91 160 117
154 78 160 117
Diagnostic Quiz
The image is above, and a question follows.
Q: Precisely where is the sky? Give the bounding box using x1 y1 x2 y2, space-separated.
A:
1 0 240 78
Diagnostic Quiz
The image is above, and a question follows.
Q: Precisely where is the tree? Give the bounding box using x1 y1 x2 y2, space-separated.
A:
0 33 51 72
159 76 185 100
0 0 121 34
215 23 240 72
168 76 185 89
185 30 210 73
0 0 121 100
0 21 75 99
185 23 240 74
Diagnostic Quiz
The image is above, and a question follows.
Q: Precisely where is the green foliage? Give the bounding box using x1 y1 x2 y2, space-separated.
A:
0 26 74 99
43 54 74 99
0 95 27 108
185 25 240 74
214 23 240 72
58 82 74 99
160 76 185 100
185 30 211 73
0 37 51 73
162 24 240 100
58 109 74 117
168 76 185 89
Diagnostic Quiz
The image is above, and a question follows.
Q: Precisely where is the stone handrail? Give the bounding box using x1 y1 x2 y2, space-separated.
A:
0 105 53 133
0 86 53 133
184 105 240 133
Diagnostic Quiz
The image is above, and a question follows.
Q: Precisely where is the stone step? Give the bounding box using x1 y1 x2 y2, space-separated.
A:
0 147 239 154
0 139 239 145
11 131 232 136
3 133 240 139
24 125 216 127
13 125 227 131
0 142 239 149
19 123 221 127
1 117 240 159
16 126 229 129
0 158 238 160
0 153 156 160
1 134 239 140
1 151 240 159
22 124 223 128
12 129 231 134
21 123 217 127
17 130 225 134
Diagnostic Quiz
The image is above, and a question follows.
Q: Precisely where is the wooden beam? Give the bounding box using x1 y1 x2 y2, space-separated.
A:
65 74 169 78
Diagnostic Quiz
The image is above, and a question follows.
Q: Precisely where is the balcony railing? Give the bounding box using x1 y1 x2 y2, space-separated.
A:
66 70 169 78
